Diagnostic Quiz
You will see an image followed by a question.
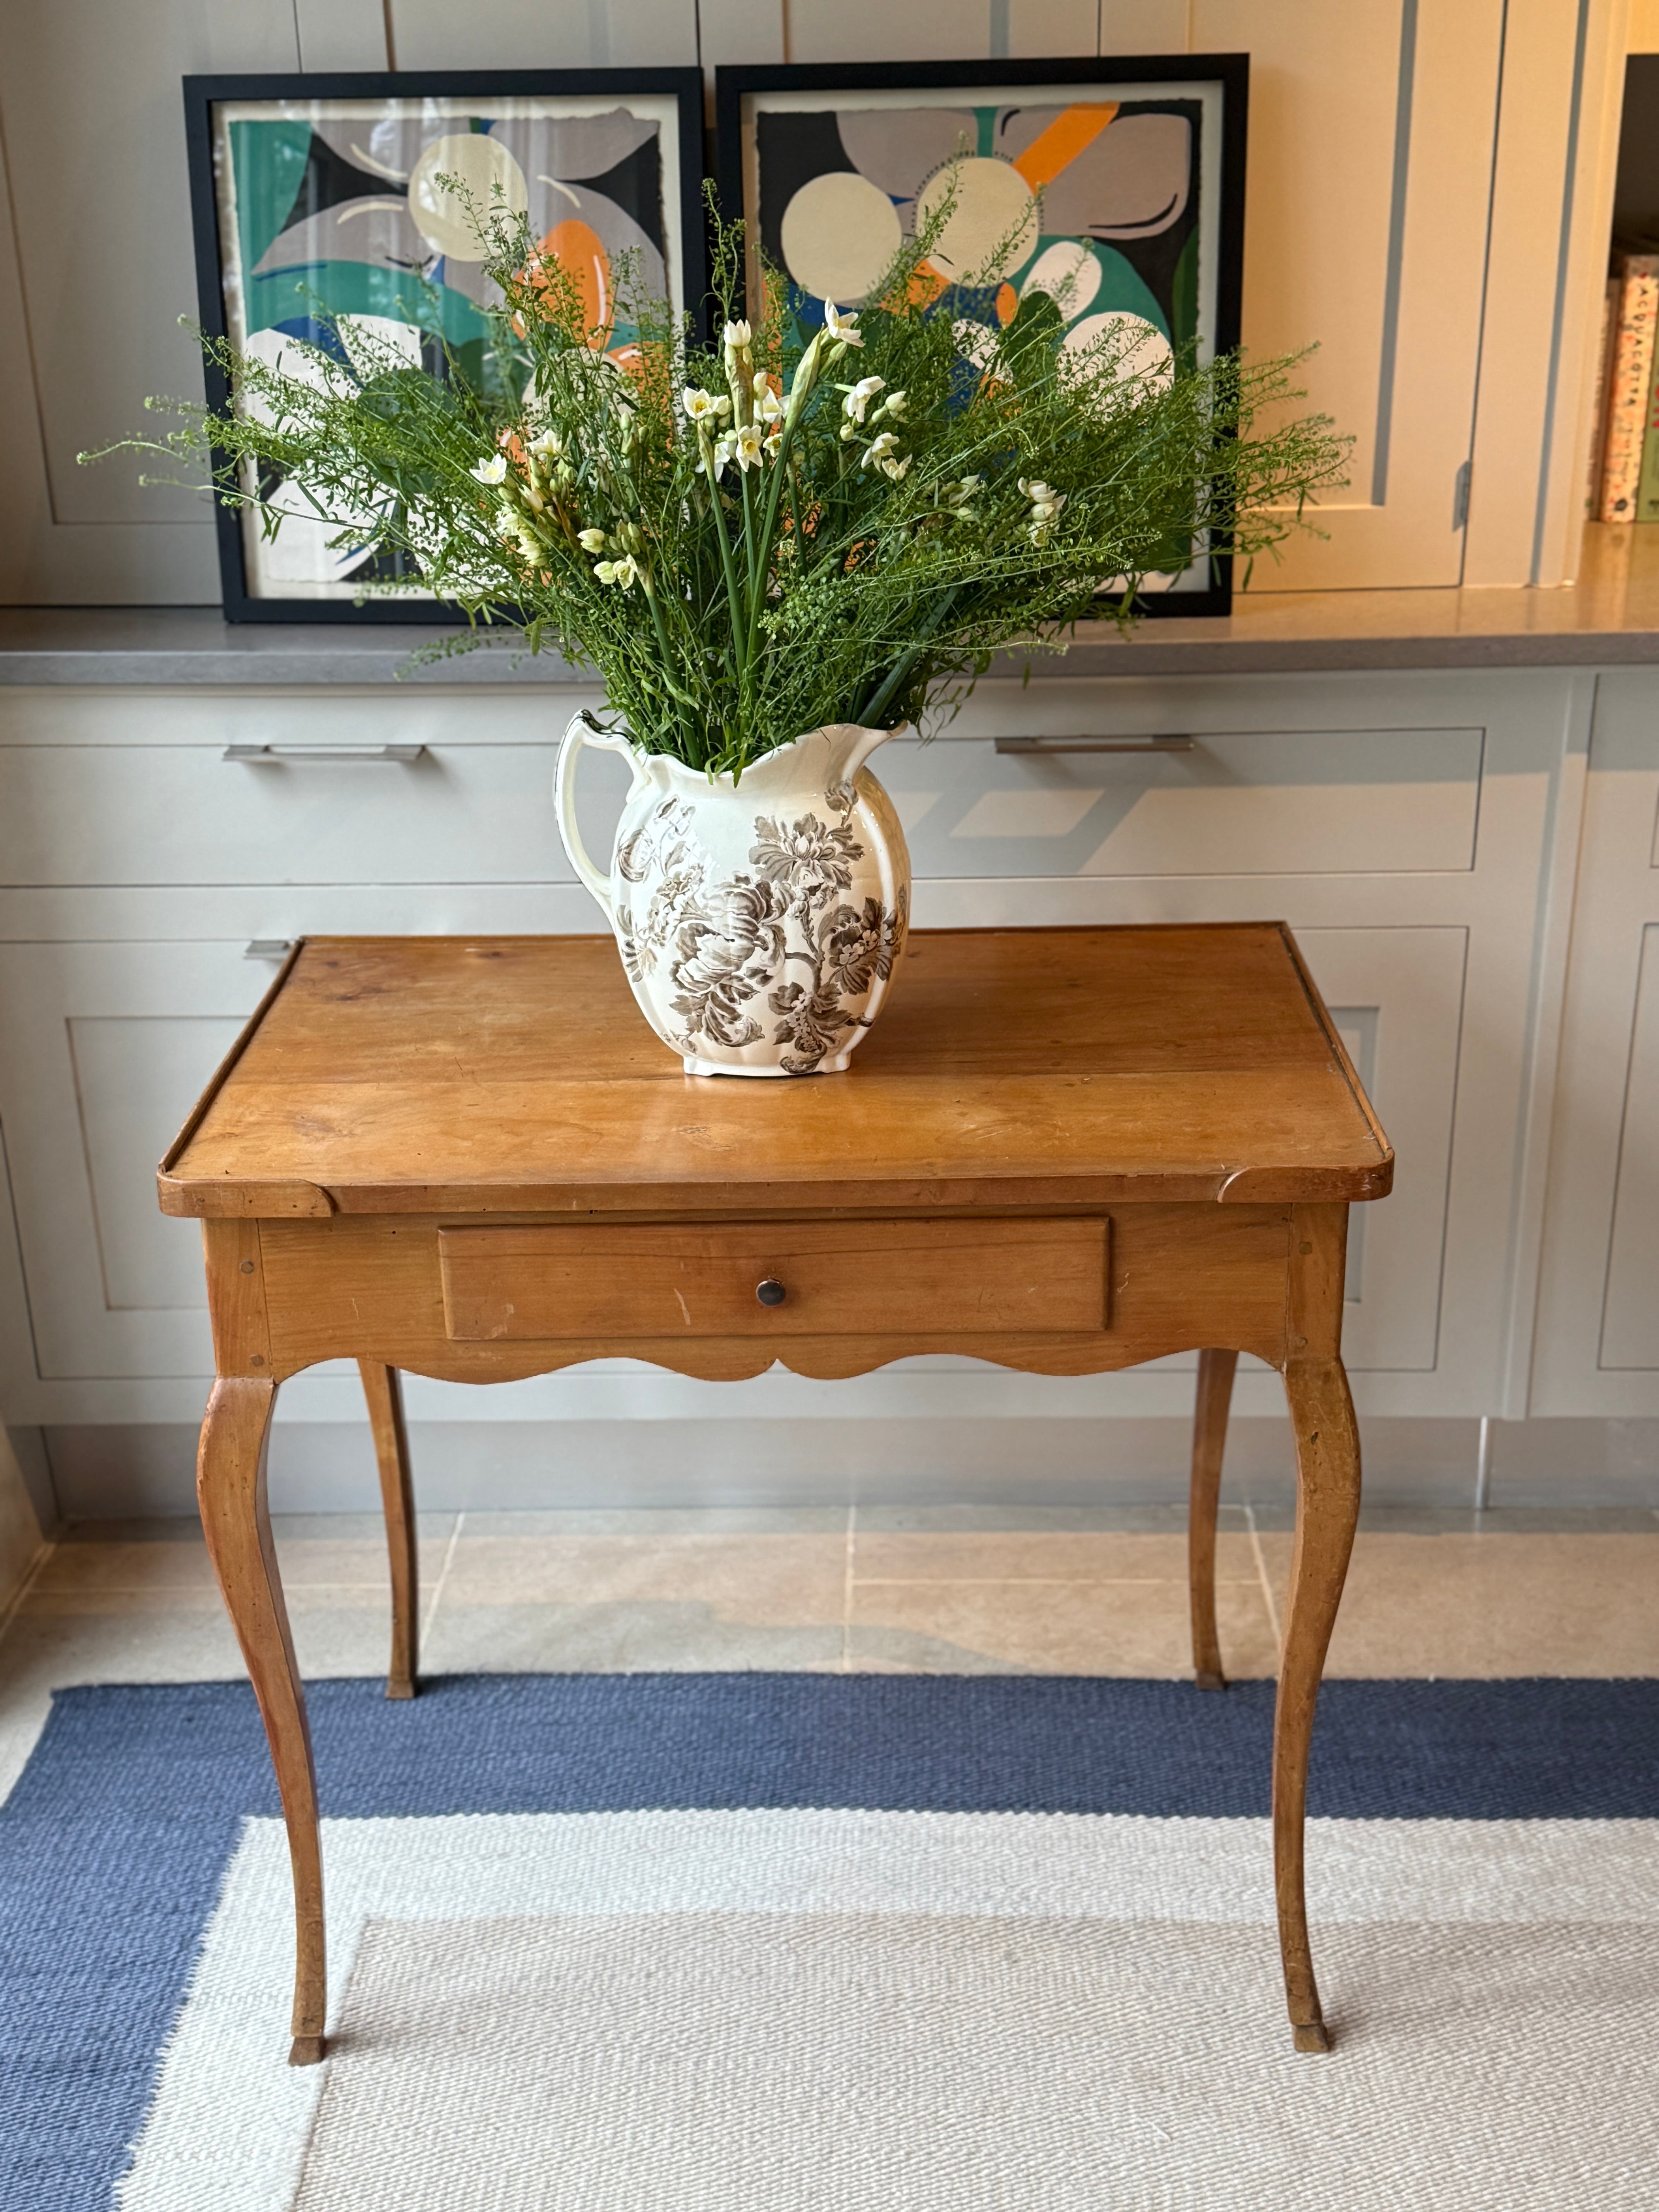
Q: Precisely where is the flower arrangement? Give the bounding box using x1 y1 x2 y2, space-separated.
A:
99 185 1345 778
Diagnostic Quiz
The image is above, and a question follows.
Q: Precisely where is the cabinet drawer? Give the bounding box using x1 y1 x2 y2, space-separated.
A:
881 725 1486 881
0 737 620 888
437 1219 1111 1341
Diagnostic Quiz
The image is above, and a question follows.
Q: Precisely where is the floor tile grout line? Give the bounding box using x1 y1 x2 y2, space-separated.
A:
852 1576 1265 1588
32 1581 406 1597
422 1512 466 1645
1245 1503 1283 1656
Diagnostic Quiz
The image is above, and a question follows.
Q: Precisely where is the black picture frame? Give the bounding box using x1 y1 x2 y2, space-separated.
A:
715 55 1247 618
183 69 708 624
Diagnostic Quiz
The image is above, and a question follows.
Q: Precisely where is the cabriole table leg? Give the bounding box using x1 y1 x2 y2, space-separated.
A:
196 1376 328 2066
1273 1352 1362 2053
359 1362 418 1699
1188 1348 1238 1689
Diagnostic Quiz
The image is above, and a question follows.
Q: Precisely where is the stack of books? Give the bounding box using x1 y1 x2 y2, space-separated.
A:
1590 242 1659 524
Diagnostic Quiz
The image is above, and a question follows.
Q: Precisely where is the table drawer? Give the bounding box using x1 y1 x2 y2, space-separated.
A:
437 1218 1110 1341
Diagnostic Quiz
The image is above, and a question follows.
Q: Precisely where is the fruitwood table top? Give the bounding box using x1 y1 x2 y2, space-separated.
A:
159 924 1393 1220
172 919 1389 2062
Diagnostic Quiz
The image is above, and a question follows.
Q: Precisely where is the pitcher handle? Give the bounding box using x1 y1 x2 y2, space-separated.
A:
555 711 643 923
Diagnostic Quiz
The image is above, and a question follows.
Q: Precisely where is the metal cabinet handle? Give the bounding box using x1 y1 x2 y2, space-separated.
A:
756 1278 787 1308
994 735 1195 754
223 743 426 763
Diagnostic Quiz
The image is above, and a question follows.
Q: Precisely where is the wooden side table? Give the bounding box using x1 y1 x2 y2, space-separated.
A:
160 924 1391 2063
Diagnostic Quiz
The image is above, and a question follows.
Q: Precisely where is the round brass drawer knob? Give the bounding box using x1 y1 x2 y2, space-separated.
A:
756 1278 787 1308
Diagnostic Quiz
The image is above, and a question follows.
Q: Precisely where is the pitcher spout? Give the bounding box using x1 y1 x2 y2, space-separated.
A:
821 720 904 791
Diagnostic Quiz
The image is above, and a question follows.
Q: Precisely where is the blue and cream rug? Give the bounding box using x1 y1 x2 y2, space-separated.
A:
2 1674 1657 2211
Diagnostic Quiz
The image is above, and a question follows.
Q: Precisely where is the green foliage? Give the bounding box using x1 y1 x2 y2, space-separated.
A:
87 183 1347 776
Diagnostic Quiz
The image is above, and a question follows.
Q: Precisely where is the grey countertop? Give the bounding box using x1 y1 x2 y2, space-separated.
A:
7 567 1659 687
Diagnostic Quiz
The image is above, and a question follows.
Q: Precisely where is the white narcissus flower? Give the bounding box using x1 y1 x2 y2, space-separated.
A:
754 379 784 424
682 387 731 423
862 431 901 470
471 454 508 484
823 302 863 348
527 428 562 459
876 453 911 481
594 555 639 588
577 528 609 553
840 375 885 424
1019 475 1066 543
722 319 753 351
878 388 907 420
732 422 764 471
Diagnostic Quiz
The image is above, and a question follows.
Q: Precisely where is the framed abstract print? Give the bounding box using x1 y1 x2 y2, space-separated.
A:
716 57 1246 615
183 70 706 622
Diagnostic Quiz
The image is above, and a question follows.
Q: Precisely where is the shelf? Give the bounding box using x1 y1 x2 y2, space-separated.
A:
4 528 1659 688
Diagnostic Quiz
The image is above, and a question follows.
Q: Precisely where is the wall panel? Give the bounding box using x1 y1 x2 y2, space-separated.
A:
295 0 391 72
0 0 298 532
389 0 696 70
786 1 996 63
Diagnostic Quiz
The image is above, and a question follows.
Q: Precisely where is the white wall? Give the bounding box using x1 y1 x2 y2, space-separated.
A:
0 0 1623 599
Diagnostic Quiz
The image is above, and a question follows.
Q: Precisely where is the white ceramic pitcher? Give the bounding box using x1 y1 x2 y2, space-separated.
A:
555 714 911 1076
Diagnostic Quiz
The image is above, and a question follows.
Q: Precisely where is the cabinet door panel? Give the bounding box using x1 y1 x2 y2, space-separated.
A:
1194 0 1504 589
1532 673 1659 1416
1293 927 1465 1372
1596 926 1659 1370
0 943 261 1377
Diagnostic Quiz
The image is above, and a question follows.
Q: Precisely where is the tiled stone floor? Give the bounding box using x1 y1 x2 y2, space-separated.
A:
1 1502 1656 1801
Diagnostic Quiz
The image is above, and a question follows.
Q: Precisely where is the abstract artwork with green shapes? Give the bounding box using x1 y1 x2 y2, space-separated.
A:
210 93 687 601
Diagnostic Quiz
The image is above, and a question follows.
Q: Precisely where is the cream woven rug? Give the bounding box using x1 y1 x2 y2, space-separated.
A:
122 1809 1659 2212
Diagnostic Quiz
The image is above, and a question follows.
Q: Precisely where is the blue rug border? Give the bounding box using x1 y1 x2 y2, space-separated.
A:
1 1670 1655 2212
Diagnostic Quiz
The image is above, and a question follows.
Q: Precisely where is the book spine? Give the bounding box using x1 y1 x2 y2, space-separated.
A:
1599 266 1659 522
1637 339 1659 524
1587 277 1619 517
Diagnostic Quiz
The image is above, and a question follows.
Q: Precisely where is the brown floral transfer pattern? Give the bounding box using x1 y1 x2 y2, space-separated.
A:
615 785 907 1072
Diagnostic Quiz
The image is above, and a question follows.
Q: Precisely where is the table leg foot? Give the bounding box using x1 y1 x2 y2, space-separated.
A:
289 2033 327 2067
1292 2020 1332 2054
385 1675 415 1701
1188 1348 1237 1687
